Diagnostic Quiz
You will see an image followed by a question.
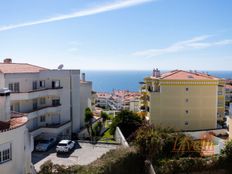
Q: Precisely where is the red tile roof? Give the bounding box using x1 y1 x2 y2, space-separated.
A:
151 70 219 80
0 115 28 132
225 85 232 89
0 63 48 73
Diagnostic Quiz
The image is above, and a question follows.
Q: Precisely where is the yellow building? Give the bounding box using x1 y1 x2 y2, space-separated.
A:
140 69 225 131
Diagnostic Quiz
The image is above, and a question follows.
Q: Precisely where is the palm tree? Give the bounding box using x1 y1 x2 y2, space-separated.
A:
85 107 94 139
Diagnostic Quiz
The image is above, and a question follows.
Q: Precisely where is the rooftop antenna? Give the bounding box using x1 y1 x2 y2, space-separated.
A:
58 64 64 70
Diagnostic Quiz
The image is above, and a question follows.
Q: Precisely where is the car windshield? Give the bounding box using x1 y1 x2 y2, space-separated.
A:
58 143 67 146
39 140 49 144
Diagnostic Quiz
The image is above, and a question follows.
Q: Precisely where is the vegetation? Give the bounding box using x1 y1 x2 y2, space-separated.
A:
39 147 146 174
100 111 109 123
109 110 142 138
93 121 103 137
84 107 94 139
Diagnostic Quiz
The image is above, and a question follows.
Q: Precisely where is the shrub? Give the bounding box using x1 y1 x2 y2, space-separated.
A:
109 110 142 138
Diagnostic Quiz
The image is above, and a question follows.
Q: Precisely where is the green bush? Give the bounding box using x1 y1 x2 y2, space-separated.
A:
156 157 219 174
109 110 142 138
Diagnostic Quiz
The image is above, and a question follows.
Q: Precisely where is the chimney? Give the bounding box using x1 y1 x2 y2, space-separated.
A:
82 73 86 82
152 68 161 78
0 88 11 122
3 58 12 64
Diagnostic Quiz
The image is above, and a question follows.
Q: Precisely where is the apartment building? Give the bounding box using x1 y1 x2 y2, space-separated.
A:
0 58 91 148
0 88 31 174
140 69 225 131
95 90 141 111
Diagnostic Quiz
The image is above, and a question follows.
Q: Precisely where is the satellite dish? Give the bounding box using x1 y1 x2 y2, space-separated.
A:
58 64 64 70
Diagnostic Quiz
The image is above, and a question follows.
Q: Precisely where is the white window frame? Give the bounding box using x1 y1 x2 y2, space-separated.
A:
0 143 12 164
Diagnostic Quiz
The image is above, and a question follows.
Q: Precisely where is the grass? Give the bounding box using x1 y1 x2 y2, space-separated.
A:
99 129 116 143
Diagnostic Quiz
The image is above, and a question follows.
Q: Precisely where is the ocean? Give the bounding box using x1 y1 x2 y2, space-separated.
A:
83 70 232 92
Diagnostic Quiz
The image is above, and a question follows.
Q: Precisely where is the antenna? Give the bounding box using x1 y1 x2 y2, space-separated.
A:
58 64 64 70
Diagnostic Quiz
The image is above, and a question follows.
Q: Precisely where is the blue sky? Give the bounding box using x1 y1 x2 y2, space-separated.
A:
0 0 232 70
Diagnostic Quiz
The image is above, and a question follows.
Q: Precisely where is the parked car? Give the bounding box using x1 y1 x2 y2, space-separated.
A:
56 140 75 153
35 138 56 152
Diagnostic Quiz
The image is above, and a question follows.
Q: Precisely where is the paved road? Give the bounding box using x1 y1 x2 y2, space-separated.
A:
32 142 119 172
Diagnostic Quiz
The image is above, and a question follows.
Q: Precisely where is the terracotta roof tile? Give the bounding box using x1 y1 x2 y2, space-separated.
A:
0 63 48 73
0 115 28 132
151 70 219 80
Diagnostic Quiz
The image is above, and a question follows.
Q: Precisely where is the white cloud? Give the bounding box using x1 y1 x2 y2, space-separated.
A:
133 35 232 57
0 0 154 32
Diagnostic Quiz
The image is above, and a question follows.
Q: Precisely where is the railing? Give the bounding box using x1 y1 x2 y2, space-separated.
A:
11 87 63 94
30 121 70 132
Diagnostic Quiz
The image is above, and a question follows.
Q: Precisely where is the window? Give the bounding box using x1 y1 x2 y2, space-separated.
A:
0 143 11 164
33 99 38 110
185 110 189 114
8 82 20 92
40 98 46 105
8 83 13 91
52 80 60 89
39 80 45 88
40 115 46 122
2 149 10 161
186 88 189 91
218 91 223 95
185 121 189 126
32 81 37 90
52 99 60 106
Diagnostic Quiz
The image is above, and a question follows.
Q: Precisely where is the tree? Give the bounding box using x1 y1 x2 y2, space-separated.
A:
85 107 94 139
100 111 108 123
109 110 142 138
93 121 103 137
221 140 232 160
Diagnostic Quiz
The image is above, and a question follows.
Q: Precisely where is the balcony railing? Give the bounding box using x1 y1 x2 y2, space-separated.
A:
10 88 63 101
30 121 71 132
11 87 63 94
24 104 61 114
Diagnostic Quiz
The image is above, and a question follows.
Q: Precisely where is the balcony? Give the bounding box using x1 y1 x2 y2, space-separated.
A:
10 87 63 101
30 121 71 137
25 105 62 120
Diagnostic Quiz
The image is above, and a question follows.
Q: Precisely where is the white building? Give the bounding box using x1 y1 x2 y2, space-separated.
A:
0 58 91 149
0 88 31 174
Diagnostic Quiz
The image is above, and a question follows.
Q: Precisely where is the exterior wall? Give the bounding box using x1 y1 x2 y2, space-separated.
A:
0 93 11 121
80 81 92 128
217 81 225 120
70 71 81 132
149 82 218 130
0 125 31 174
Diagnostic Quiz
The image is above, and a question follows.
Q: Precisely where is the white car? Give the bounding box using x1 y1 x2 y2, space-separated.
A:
35 138 56 152
56 140 75 153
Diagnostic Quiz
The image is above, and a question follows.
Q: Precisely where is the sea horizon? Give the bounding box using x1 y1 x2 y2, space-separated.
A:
83 70 232 93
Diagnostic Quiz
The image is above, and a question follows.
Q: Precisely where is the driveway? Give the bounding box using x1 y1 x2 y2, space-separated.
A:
32 142 119 172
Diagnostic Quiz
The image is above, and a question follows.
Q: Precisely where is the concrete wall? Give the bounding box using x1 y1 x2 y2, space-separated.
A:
114 127 129 147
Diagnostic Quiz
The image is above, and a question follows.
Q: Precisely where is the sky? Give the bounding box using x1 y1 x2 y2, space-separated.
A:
0 0 232 70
